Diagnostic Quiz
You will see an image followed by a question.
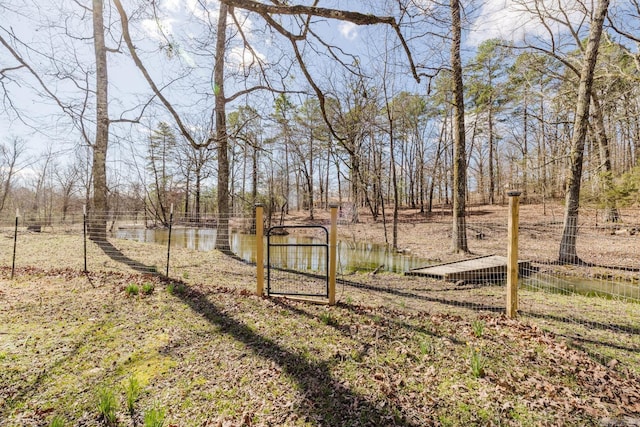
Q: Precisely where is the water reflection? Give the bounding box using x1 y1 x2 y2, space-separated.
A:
113 227 427 274
113 227 639 301
523 273 640 301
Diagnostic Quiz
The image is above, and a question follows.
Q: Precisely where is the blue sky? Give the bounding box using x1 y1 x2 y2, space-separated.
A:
1 0 635 165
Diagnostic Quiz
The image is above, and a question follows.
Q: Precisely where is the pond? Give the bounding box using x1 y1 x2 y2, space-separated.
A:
113 227 428 274
522 273 640 301
113 227 639 301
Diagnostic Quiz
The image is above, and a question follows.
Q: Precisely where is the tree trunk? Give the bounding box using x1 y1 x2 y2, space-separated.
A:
252 143 258 232
325 138 330 209
488 103 495 205
522 93 528 201
308 134 314 219
350 152 360 223
285 142 290 215
90 0 109 241
184 169 190 219
450 0 468 253
559 0 610 264
389 117 399 252
0 138 23 213
195 169 202 225
214 3 231 251
591 93 619 222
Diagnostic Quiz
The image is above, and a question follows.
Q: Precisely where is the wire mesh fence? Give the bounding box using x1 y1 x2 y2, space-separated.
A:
1 204 638 372
0 210 259 287
515 214 640 370
332 202 640 373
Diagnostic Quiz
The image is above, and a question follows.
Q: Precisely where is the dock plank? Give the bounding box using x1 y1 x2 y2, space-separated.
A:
406 255 531 283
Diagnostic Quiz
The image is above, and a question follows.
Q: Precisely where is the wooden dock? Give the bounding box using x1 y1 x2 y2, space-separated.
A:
406 255 532 283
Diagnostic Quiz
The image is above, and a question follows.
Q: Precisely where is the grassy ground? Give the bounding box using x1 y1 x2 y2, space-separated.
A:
0 233 640 426
1 235 639 426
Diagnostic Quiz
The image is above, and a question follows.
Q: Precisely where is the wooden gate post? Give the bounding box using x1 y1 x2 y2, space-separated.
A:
507 190 521 318
256 204 264 296
329 204 338 305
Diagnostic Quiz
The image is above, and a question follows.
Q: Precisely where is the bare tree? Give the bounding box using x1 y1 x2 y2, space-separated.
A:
54 162 80 221
1 1 152 239
29 147 55 219
114 0 421 251
559 0 611 264
328 72 380 223
177 130 216 224
146 122 178 226
450 0 468 253
114 0 278 250
228 105 262 216
89 0 109 238
0 136 27 213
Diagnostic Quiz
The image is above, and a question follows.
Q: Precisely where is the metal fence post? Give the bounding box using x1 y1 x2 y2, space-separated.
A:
329 204 338 305
256 204 264 296
83 205 87 273
166 204 173 277
507 190 521 319
11 209 18 279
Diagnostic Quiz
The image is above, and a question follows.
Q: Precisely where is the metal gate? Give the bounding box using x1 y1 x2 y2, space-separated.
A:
267 225 329 298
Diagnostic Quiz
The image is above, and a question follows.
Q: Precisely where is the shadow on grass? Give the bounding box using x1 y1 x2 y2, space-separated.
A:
339 277 640 336
334 277 640 358
270 297 449 343
93 239 422 423
173 283 420 426
339 277 504 313
93 239 158 275
91 238 639 365
555 332 640 357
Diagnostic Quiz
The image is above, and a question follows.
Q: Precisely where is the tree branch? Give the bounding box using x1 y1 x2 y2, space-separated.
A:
0 33 76 117
220 0 397 25
220 0 421 82
113 0 206 149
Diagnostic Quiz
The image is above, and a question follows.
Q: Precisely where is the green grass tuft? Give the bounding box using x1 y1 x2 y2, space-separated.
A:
97 387 118 425
125 375 141 415
319 312 338 326
471 320 485 338
418 334 435 356
167 282 186 295
144 404 166 427
125 283 139 296
49 415 66 427
470 348 486 378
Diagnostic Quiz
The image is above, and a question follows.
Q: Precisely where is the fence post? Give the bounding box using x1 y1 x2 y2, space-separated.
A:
255 204 264 296
166 204 173 277
83 205 87 273
507 190 521 319
11 209 18 279
329 204 338 305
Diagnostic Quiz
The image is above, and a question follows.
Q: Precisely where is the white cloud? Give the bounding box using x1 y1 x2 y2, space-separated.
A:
470 0 587 46
176 47 197 67
228 45 266 72
338 22 358 41
162 0 181 13
141 17 175 42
